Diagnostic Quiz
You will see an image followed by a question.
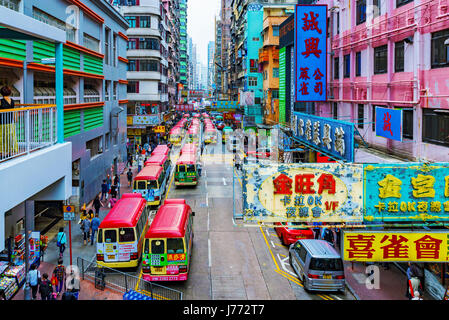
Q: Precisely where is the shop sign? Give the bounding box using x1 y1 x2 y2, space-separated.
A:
154 126 165 133
175 104 193 111
364 163 449 222
242 163 364 223
295 4 327 102
211 101 240 110
133 115 160 125
293 112 355 162
342 231 449 262
375 107 403 142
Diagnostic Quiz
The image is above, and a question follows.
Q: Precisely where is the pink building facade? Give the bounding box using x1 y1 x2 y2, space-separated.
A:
314 0 449 162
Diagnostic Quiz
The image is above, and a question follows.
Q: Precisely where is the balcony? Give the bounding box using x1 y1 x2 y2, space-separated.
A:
0 0 19 11
0 104 58 163
259 49 269 63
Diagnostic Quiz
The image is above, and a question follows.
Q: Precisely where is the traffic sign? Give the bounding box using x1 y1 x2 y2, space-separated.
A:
63 205 75 221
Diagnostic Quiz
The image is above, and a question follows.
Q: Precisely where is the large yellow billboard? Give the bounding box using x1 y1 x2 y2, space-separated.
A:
343 231 449 262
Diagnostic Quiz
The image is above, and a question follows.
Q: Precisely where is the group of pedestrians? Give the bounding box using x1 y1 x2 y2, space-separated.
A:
27 259 79 300
100 174 120 207
79 208 101 246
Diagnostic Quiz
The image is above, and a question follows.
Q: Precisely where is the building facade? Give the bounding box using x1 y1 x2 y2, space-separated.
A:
179 0 188 88
0 0 128 250
313 0 449 163
207 41 215 94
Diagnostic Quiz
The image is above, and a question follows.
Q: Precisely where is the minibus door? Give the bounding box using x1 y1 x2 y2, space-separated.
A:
104 229 119 262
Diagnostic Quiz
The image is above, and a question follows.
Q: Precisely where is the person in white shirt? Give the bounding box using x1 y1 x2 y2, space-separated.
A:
27 264 40 300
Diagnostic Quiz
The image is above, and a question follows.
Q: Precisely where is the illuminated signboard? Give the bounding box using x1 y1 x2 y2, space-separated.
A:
295 4 327 102
133 115 160 125
343 231 449 262
242 163 364 223
364 162 449 222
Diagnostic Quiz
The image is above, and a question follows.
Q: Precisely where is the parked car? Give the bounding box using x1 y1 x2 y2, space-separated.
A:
289 239 345 293
246 147 271 159
274 222 314 246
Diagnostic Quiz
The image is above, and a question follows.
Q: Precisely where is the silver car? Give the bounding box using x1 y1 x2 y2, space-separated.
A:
289 239 345 292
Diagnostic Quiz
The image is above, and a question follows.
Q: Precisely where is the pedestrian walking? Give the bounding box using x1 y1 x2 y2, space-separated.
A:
90 213 101 245
65 270 80 299
409 276 422 300
110 184 118 199
82 217 91 246
56 227 66 258
100 180 108 201
27 264 40 300
138 156 143 172
127 168 133 187
52 259 65 296
93 195 101 214
114 174 120 197
39 273 53 300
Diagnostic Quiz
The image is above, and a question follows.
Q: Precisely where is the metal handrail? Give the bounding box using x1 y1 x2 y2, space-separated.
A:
0 104 57 113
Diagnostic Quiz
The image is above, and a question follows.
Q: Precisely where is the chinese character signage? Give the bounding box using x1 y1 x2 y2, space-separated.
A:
343 231 449 262
375 107 403 142
293 112 355 162
133 115 160 125
364 163 449 222
211 101 240 110
175 104 194 111
295 5 327 102
242 163 364 223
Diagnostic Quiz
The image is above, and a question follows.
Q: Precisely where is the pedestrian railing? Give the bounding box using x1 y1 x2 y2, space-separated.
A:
0 104 57 163
76 257 183 300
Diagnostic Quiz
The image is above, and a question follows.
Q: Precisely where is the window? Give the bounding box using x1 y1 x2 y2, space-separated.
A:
248 77 258 87
309 258 344 271
374 45 388 74
344 54 350 78
186 164 196 173
333 103 338 120
396 0 414 8
356 0 366 25
139 16 151 28
395 41 405 72
83 34 100 52
113 34 117 67
401 108 414 140
272 89 279 99
128 60 137 71
151 239 165 254
86 136 102 158
358 104 364 129
334 57 339 79
422 109 449 146
273 68 279 78
336 12 340 35
356 51 362 77
126 16 136 28
104 230 117 243
113 82 117 100
272 26 280 37
140 60 159 72
139 38 160 50
167 238 184 254
128 39 137 50
431 29 449 69
127 81 139 94
250 59 258 73
119 228 135 243
373 0 381 18
372 105 380 132
105 28 110 65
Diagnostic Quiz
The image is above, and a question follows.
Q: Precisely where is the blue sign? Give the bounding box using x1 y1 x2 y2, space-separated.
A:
212 101 240 110
295 5 328 102
293 112 355 162
375 107 403 142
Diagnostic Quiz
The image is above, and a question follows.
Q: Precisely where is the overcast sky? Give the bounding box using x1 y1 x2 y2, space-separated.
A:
187 0 221 66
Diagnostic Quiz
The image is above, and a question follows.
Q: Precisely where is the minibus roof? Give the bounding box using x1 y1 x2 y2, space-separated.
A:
176 153 196 165
134 165 163 181
152 145 170 156
99 194 146 229
145 201 191 238
145 154 168 166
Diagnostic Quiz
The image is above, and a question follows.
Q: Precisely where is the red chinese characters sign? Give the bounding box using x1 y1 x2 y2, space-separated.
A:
343 231 449 262
295 5 327 102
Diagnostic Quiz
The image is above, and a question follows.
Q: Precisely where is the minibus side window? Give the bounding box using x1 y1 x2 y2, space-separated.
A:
147 179 157 189
104 230 117 243
119 228 135 243
137 181 146 190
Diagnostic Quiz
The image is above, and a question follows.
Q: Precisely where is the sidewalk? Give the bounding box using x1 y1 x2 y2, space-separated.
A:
344 262 432 300
13 162 139 300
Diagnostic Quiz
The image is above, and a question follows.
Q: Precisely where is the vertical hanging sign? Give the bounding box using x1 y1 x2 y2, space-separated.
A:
295 4 328 102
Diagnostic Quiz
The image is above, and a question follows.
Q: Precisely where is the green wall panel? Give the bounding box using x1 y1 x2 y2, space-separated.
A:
33 41 81 71
0 39 27 61
83 55 103 75
279 47 286 124
84 107 103 131
64 110 81 138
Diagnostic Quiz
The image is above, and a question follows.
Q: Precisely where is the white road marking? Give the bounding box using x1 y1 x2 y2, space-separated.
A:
206 192 209 207
270 241 276 248
277 254 297 277
265 229 270 237
208 238 212 268
330 295 343 300
222 177 227 185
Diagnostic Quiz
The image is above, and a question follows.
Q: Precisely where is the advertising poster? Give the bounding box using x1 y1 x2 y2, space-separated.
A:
133 115 160 126
364 162 449 222
343 231 449 262
242 163 364 223
375 107 403 142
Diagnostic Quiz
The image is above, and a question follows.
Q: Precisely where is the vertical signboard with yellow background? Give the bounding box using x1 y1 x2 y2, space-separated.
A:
364 163 449 222
242 163 364 223
343 231 449 262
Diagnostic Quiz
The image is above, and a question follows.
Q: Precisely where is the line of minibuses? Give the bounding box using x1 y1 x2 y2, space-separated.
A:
169 118 188 146
203 116 217 144
174 143 200 187
96 194 195 282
